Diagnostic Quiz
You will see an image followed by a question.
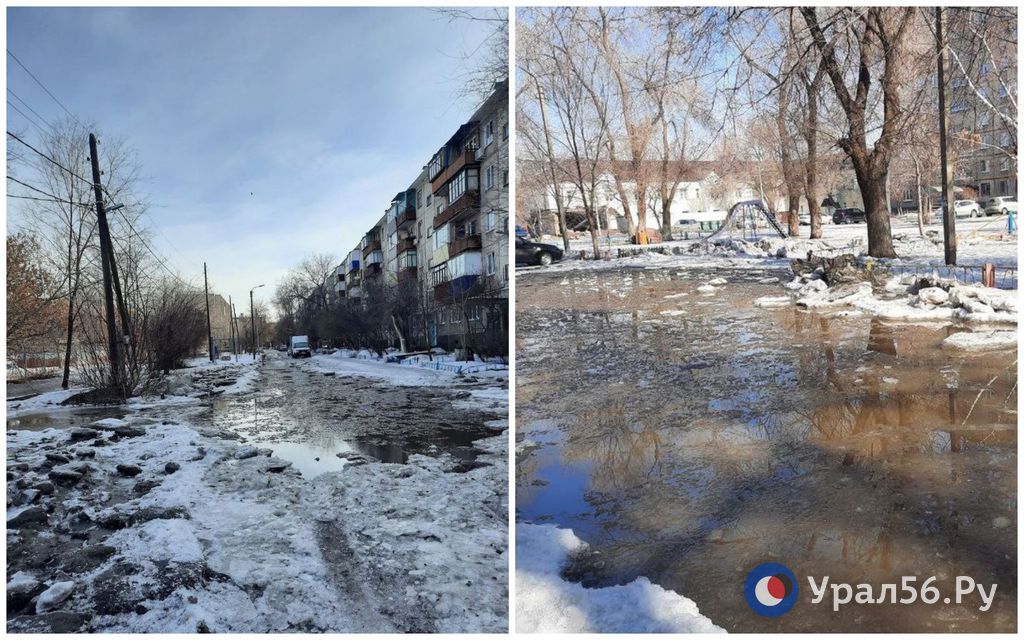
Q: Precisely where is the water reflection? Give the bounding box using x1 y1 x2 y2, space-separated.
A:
516 267 1017 633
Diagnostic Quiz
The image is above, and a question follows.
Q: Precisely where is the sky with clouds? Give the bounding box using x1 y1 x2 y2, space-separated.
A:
7 6 503 312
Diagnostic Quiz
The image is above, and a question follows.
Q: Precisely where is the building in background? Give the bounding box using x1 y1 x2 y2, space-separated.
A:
339 80 509 357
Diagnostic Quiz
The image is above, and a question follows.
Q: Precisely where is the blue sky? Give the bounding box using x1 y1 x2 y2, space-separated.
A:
7 6 502 311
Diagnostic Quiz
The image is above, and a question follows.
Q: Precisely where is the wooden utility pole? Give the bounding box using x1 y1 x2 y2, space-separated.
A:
89 133 121 392
250 289 257 361
228 296 237 362
936 7 957 265
203 262 214 362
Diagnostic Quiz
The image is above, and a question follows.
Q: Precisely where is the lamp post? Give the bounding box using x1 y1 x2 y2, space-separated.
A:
250 284 265 361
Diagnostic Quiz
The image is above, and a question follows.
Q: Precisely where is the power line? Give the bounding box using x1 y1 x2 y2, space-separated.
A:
6 130 93 187
7 49 85 127
7 88 53 130
6 101 48 137
6 174 91 206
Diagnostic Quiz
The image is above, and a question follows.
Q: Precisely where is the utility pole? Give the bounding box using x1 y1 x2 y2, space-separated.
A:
104 223 133 368
229 296 237 362
203 262 214 362
89 133 121 392
936 7 957 265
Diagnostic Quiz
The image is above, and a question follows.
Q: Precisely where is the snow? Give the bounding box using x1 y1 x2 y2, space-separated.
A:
304 351 509 387
753 296 792 308
6 356 507 633
6 386 91 418
942 330 1018 351
36 581 76 613
7 571 40 595
516 523 724 634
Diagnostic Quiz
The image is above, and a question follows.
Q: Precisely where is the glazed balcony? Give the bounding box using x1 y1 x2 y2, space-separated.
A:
448 234 481 258
430 149 479 194
396 206 417 230
362 239 381 257
433 189 479 229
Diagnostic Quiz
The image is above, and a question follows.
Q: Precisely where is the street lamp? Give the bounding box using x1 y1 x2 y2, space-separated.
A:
250 284 265 361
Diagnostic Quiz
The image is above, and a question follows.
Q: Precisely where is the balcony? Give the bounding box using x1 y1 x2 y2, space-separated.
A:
398 266 418 283
448 234 481 258
396 206 416 230
430 148 479 194
365 263 382 277
362 239 381 257
433 189 479 229
334 280 346 293
397 237 416 254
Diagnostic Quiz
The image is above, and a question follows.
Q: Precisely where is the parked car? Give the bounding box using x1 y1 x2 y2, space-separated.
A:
515 225 529 238
952 199 982 218
984 196 1018 216
288 335 311 358
832 207 867 224
798 211 811 225
515 237 563 266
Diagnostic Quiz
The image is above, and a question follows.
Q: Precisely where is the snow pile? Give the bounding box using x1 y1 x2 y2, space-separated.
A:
516 523 724 634
942 330 1018 351
788 273 1018 325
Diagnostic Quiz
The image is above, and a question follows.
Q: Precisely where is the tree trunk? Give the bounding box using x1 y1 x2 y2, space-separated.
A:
661 199 673 241
390 314 406 353
61 292 75 389
856 165 898 258
805 74 823 239
914 156 925 238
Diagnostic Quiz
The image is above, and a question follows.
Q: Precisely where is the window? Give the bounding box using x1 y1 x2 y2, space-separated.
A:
979 111 991 127
447 168 479 203
502 122 508 141
951 76 967 89
418 189 424 209
980 182 992 196
951 99 968 113
484 120 494 146
1000 158 1010 172
486 252 496 276
902 188 914 203
980 62 990 76
503 169 509 187
503 263 508 282
433 223 450 250
980 158 989 173
998 180 1008 195
426 192 432 206
485 164 496 190
999 84 1008 98
484 210 496 231
1000 132 1011 148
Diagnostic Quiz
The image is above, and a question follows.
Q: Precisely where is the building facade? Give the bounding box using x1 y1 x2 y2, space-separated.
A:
339 80 509 357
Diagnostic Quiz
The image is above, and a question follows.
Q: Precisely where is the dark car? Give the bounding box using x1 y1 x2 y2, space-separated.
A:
516 237 563 266
832 207 867 224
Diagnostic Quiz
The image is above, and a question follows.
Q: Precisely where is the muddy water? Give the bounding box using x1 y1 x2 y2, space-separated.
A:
516 266 1017 633
192 358 500 476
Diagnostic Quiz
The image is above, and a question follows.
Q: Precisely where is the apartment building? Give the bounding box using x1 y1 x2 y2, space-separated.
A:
949 18 1017 201
339 79 509 356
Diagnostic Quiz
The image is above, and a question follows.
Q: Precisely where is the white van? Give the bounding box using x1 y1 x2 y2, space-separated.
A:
288 335 311 358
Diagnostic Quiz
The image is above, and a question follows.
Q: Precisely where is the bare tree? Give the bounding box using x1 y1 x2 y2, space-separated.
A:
800 7 923 258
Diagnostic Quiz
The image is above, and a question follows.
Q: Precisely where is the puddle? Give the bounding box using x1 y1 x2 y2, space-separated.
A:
7 406 127 432
193 360 500 476
516 267 1017 633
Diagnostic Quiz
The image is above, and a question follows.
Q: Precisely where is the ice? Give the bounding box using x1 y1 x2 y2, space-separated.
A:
36 581 76 613
516 523 724 634
942 330 1018 351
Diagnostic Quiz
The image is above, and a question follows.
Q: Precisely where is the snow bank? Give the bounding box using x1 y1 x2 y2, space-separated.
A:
516 523 723 634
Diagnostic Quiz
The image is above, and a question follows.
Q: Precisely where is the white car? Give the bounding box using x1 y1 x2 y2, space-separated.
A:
953 200 982 218
984 197 1018 216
